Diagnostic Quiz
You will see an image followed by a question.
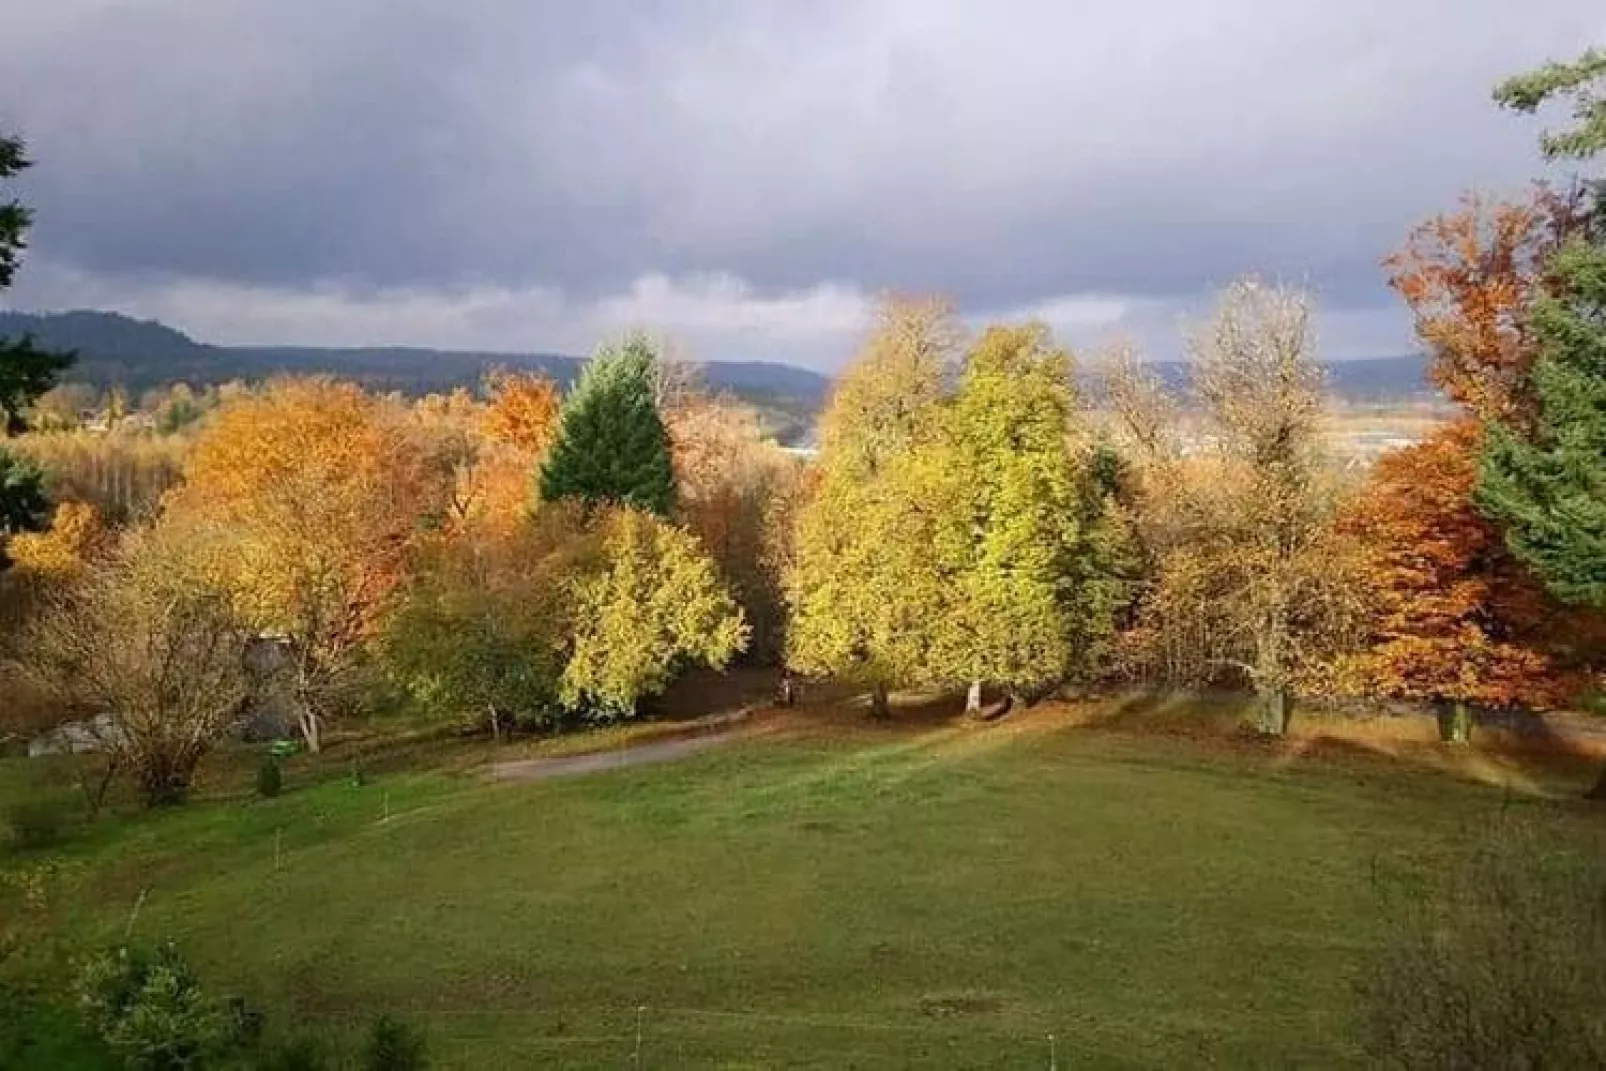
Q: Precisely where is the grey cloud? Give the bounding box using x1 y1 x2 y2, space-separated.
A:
0 0 1601 363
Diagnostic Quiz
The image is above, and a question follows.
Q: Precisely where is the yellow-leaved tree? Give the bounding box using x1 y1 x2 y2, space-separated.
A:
936 323 1133 711
22 520 254 806
560 505 748 719
785 296 961 717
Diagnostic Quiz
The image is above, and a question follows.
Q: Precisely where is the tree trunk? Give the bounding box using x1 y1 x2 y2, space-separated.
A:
965 680 983 716
1258 688 1293 737
1438 701 1472 745
78 756 120 819
869 683 891 720
299 709 323 754
488 704 502 745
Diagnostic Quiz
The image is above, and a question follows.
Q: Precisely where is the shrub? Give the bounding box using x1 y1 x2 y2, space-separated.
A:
362 1014 428 1071
74 942 233 1071
256 757 283 799
0 985 116 1070
255 1032 332 1071
1359 821 1606 1067
3 795 72 851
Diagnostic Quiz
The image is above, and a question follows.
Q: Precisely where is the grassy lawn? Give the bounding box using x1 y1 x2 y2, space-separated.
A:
3 703 1602 1068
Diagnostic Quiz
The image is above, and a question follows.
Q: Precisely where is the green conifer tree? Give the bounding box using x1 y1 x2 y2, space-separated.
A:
1478 236 1606 608
538 334 675 515
1477 49 1606 797
1478 50 1606 609
0 131 73 436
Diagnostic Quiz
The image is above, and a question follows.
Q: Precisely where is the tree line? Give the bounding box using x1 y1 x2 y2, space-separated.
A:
0 48 1602 806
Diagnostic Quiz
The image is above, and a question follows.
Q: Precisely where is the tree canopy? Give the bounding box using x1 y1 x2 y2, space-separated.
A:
1338 421 1570 717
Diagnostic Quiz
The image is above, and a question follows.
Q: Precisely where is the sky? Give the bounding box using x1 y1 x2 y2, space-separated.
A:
1 1 1602 369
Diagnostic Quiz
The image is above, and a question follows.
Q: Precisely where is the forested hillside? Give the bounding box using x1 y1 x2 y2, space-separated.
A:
0 310 832 443
0 308 1437 421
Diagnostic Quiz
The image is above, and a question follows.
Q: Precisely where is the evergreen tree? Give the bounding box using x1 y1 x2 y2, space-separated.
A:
538 334 675 516
0 132 73 435
1478 235 1606 607
0 447 49 569
1478 50 1606 609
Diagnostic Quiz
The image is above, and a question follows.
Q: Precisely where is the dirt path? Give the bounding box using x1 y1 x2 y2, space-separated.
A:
487 711 755 783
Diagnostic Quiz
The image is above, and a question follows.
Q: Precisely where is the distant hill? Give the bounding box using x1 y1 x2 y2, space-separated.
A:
0 309 833 443
0 310 1440 443
1105 354 1438 406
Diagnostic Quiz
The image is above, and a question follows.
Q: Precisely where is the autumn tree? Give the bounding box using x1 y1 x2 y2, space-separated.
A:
935 323 1130 709
4 501 108 585
539 335 675 515
7 429 187 525
28 382 98 432
481 368 560 454
786 297 961 717
471 371 561 529
666 390 801 662
1385 189 1583 425
0 132 73 436
560 506 747 720
407 373 562 540
21 522 253 806
0 502 108 749
163 379 444 751
381 517 574 739
1123 281 1368 734
1337 422 1571 742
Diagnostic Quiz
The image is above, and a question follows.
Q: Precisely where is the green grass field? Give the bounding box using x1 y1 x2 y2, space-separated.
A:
3 705 1601 1068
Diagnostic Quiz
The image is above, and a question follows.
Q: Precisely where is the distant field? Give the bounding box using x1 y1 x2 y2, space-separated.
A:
3 696 1600 1068
1319 402 1451 467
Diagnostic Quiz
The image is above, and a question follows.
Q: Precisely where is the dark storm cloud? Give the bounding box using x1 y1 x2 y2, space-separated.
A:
0 0 1602 361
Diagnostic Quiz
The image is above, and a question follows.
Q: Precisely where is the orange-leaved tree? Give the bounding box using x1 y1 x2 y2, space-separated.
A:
1335 420 1574 741
4 500 108 585
411 372 562 536
1384 186 1585 426
665 391 800 662
163 378 445 750
481 368 560 455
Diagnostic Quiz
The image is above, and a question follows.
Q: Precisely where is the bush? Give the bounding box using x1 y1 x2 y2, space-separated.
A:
256 757 283 799
0 985 116 1070
3 795 72 851
1359 821 1606 1068
255 1032 332 1071
74 942 234 1071
362 1014 428 1071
